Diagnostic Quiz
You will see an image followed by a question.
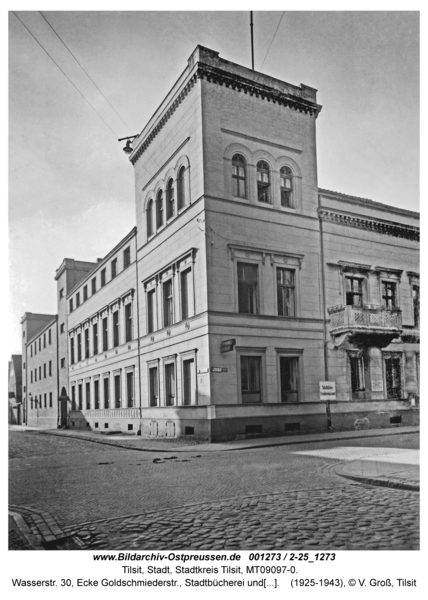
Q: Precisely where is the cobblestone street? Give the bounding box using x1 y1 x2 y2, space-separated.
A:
9 430 419 550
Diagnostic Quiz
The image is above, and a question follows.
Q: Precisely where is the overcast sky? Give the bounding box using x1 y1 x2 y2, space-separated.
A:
8 10 419 354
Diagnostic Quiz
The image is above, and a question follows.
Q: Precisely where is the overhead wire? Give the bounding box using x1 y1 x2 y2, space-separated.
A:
39 11 133 134
259 11 285 72
12 11 119 138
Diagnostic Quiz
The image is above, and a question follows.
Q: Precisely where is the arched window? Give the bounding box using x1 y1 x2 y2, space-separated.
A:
147 199 154 237
156 190 164 229
177 166 186 211
166 178 175 220
232 154 247 198
280 166 293 207
257 160 270 203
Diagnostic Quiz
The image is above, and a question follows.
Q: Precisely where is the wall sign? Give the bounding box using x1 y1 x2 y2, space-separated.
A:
212 367 228 373
319 381 336 401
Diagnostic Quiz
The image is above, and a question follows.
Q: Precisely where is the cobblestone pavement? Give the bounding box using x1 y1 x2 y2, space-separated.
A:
9 431 419 550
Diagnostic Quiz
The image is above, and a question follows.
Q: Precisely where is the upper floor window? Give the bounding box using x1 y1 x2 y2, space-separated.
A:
76 292 80 308
147 199 154 237
382 281 397 309
345 277 363 307
91 277 97 294
39 338 41 351
277 268 295 316
111 258 117 279
413 285 420 327
238 262 258 314
166 178 175 220
163 280 174 327
77 333 82 362
147 289 156 334
156 190 164 229
125 303 133 342
59 288 64 299
101 268 106 287
70 337 75 365
280 166 293 207
113 311 120 348
102 317 108 351
123 246 131 269
48 329 51 344
43 333 46 348
257 160 271 203
60 323 65 334
180 268 192 320
177 166 186 211
85 329 90 358
83 285 88 301
232 154 247 199
93 323 98 355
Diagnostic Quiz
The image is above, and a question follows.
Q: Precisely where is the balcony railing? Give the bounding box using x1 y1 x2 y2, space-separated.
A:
328 305 402 333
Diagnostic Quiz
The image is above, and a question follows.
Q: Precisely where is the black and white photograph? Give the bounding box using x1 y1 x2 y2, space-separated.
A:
6 4 422 594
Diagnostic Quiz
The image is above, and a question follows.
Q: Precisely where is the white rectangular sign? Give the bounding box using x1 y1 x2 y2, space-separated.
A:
319 381 336 400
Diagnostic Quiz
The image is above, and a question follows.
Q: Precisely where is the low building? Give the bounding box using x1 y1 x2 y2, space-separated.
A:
8 354 22 424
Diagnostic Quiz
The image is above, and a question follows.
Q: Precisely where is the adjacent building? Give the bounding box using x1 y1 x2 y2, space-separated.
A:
19 45 419 439
8 355 22 424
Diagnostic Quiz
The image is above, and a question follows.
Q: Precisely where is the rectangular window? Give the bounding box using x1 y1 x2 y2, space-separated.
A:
43 333 46 348
279 357 299 402
94 379 100 409
39 339 41 351
61 358 65 368
349 353 367 399
123 246 131 269
31 346 33 357
238 262 258 314
241 356 262 403
164 363 176 406
103 377 109 409
23 362 25 370
111 258 117 279
413 285 420 327
114 374 121 408
49 392 52 408
163 280 173 327
60 323 65 334
31 398 33 410
35 369 37 382
277 268 295 316
86 381 91 409
125 303 132 342
44 393 47 408
382 281 397 309
59 288 64 299
70 337 75 365
85 329 90 358
83 285 88 301
345 277 363 306
70 298 74 313
147 289 156 333
385 355 402 399
49 360 52 376
113 311 120 347
102 317 108 351
93 323 98 355
126 371 134 408
149 367 158 406
76 292 80 308
181 268 191 320
78 383 83 410
182 359 195 405
39 366 41 379
77 333 82 361
31 371 33 383
71 386 76 411
43 363 46 378
91 277 96 294
101 268 106 287
49 329 51 344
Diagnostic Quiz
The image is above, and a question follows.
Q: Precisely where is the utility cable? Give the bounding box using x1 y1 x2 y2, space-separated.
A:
12 11 119 137
259 11 285 72
39 11 133 134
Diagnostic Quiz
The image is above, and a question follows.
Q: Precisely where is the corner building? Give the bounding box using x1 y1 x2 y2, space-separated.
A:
63 45 419 439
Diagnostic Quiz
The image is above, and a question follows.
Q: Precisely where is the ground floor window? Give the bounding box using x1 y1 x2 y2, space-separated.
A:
149 366 158 406
165 363 176 406
114 374 121 408
126 371 134 408
182 358 196 405
349 352 368 399
241 356 262 403
71 386 76 411
94 379 100 409
78 383 83 410
103 377 110 409
86 382 91 409
279 356 299 402
384 353 402 399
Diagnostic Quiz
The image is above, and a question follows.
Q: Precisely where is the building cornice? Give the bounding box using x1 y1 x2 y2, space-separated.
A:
131 64 322 166
318 208 419 242
319 188 419 219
